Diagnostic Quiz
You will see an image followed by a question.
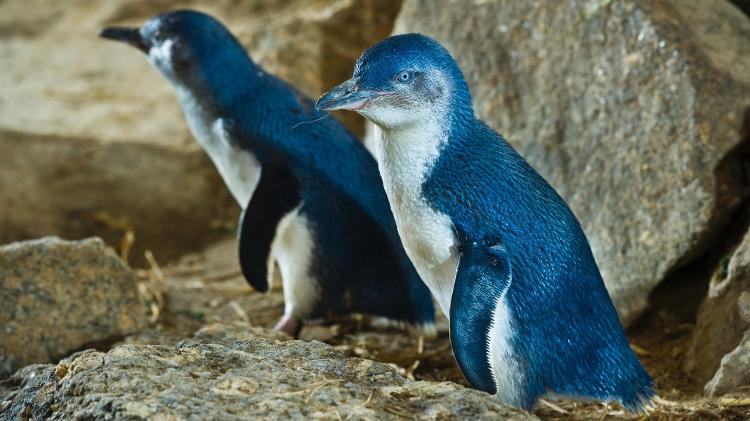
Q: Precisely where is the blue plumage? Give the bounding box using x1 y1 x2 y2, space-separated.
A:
318 33 654 410
101 12 435 337
430 122 653 410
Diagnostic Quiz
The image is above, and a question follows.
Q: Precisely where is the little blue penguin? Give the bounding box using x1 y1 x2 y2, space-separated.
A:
100 11 435 338
317 33 654 410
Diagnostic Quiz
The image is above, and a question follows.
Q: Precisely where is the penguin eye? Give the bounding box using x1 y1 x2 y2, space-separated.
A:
396 71 412 83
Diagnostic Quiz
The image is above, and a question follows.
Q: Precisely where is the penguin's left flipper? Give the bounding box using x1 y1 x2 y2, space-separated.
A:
450 236 512 395
238 164 300 292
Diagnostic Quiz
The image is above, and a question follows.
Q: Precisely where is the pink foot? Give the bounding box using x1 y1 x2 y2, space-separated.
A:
274 315 302 338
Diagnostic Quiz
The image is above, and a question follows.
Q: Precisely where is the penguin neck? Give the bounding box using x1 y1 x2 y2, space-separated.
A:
375 103 473 191
177 64 262 120
169 56 262 146
377 115 446 194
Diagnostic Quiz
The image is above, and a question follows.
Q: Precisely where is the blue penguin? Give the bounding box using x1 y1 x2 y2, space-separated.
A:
100 12 435 338
317 34 654 410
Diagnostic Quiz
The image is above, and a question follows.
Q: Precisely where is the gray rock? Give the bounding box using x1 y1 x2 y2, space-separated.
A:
705 329 750 396
194 320 291 342
0 337 537 420
687 229 750 391
0 130 235 266
0 237 149 378
392 0 750 325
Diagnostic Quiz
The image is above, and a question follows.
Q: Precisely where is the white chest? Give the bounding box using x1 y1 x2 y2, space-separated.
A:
175 87 261 208
375 124 458 317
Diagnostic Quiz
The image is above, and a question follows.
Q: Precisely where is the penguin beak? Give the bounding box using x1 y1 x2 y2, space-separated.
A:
99 27 149 53
316 78 391 111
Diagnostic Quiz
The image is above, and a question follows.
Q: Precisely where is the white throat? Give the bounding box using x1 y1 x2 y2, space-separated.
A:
372 117 458 317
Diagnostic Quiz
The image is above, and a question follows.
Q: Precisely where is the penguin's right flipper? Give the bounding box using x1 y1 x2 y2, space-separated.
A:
238 165 300 292
450 236 512 395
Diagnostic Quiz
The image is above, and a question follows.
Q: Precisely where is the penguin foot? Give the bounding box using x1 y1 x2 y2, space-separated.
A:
274 315 303 338
415 322 438 339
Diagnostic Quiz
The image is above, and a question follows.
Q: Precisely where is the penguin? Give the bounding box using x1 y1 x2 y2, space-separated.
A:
317 33 654 410
100 12 435 338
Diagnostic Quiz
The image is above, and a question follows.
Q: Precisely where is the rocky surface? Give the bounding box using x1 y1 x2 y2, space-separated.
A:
108 238 750 420
0 336 537 421
687 228 750 393
0 237 149 378
392 0 750 325
0 0 400 263
705 331 750 397
2 236 749 420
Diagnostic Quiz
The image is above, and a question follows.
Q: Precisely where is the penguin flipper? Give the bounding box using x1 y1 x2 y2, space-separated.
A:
238 165 300 292
450 236 512 395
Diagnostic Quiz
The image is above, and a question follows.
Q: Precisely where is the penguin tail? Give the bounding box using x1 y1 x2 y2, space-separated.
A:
611 355 656 414
619 382 657 414
552 336 656 413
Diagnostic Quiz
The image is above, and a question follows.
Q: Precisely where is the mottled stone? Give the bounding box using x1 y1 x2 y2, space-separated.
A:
0 237 149 377
0 337 537 420
705 330 750 396
687 229 750 391
393 0 750 324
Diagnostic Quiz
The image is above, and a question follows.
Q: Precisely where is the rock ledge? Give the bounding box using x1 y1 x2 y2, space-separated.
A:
0 337 536 420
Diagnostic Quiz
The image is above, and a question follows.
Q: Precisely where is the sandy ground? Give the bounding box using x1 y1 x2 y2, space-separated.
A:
124 237 750 421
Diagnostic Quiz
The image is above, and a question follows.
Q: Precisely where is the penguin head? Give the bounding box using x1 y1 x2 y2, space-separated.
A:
316 33 473 130
101 10 252 90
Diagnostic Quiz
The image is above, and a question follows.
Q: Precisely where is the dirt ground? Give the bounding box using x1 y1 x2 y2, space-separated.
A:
125 237 750 421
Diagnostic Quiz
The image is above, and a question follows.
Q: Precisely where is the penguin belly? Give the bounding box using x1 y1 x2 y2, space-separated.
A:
205 130 261 208
269 206 321 320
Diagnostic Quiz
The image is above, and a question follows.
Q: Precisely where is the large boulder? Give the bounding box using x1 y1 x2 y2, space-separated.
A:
393 0 750 324
0 0 401 263
0 130 234 266
0 237 150 378
687 229 750 394
0 337 536 420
